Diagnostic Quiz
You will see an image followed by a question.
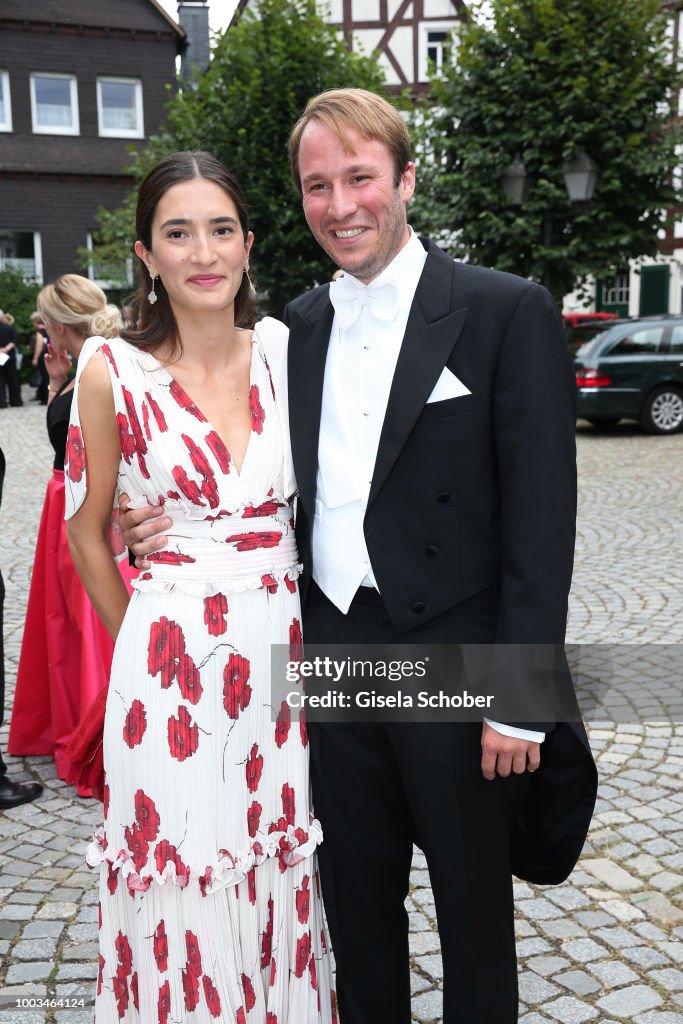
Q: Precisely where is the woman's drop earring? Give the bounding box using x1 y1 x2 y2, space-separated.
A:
244 262 255 297
147 270 158 305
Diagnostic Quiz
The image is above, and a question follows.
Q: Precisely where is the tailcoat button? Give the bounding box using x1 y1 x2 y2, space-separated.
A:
437 491 451 503
412 601 426 614
426 545 439 556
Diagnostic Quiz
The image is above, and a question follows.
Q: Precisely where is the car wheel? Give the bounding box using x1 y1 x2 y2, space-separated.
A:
586 417 620 427
640 386 683 434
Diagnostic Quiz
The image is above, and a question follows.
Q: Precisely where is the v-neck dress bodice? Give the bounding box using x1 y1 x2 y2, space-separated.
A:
66 319 300 597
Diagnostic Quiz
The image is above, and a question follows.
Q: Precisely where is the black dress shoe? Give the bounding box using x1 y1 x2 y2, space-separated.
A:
0 776 43 809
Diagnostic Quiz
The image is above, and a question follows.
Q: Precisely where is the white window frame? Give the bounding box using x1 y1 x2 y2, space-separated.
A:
0 230 42 281
419 22 455 81
30 72 79 135
33 231 44 283
96 77 144 139
86 232 133 290
603 273 630 307
0 70 12 132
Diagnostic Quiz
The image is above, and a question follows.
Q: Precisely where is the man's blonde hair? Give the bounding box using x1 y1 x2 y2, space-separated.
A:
288 88 412 193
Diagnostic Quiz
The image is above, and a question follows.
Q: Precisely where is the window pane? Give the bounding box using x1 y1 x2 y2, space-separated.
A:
0 76 5 123
34 76 73 127
603 273 629 306
0 230 37 278
609 328 663 355
101 80 137 131
426 32 450 69
670 325 683 352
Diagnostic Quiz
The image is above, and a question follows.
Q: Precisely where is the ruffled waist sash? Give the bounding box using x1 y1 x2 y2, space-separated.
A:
132 504 300 596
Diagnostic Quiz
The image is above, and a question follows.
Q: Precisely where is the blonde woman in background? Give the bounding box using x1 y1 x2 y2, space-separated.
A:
8 275 137 793
30 310 50 405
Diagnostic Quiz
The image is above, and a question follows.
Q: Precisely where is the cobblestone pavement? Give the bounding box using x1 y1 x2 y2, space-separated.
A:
0 396 682 1024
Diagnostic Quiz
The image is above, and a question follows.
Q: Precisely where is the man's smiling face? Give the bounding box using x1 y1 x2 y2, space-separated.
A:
298 120 415 284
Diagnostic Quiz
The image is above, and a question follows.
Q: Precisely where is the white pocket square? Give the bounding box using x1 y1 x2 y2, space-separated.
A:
426 367 472 403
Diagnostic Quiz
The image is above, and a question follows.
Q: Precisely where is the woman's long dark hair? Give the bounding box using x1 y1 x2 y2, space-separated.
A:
122 151 255 352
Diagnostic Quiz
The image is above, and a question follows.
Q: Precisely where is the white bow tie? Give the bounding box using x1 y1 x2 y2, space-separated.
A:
329 274 399 330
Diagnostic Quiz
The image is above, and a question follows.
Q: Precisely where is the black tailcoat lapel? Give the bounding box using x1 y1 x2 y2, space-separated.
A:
287 292 334 520
367 242 468 510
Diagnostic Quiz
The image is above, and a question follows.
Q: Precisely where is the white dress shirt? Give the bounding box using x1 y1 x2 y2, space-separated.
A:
312 229 544 744
312 229 426 609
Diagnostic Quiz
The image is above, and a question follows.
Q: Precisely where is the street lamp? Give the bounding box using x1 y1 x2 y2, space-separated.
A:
562 153 599 202
501 151 599 292
501 154 531 206
501 151 599 205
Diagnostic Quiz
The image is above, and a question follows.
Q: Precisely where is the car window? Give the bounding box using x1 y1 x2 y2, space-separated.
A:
669 325 683 353
606 327 663 355
566 325 610 355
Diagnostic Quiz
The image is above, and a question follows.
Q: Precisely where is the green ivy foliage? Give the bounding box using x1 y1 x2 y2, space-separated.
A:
409 0 682 305
87 0 386 316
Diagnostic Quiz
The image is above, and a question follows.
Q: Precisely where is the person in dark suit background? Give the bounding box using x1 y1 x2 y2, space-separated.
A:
0 312 23 408
0 446 43 808
121 89 597 1023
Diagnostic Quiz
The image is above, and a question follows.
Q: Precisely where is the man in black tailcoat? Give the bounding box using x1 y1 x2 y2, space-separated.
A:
281 89 596 1024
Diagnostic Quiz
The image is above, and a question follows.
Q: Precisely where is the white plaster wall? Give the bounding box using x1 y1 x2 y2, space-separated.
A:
628 263 641 317
352 27 384 55
672 250 683 313
562 278 596 313
376 49 402 85
388 0 410 20
423 0 457 19
352 0 381 22
668 259 683 313
322 0 343 22
387 25 414 80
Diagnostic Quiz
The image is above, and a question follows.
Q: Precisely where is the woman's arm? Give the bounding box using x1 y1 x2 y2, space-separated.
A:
65 351 129 640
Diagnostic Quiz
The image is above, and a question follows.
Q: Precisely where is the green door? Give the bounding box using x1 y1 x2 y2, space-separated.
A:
639 265 670 316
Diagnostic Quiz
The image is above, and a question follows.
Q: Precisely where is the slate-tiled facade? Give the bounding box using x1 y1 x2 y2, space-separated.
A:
0 0 185 285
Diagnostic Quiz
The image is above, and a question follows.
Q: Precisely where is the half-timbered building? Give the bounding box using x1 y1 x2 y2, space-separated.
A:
231 0 466 95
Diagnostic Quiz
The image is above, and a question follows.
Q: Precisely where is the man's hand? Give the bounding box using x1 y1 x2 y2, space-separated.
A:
118 492 171 570
480 721 540 780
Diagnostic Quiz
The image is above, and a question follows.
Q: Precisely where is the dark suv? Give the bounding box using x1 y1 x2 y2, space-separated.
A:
574 316 683 434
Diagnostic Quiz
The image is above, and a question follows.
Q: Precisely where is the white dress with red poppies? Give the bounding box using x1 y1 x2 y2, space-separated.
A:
65 320 335 1024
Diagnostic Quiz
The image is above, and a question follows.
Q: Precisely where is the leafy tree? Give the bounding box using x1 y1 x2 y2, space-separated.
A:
410 0 681 306
88 0 386 315
0 266 40 342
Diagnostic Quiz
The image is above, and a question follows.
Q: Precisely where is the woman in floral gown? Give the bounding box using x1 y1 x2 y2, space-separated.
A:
65 152 334 1023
